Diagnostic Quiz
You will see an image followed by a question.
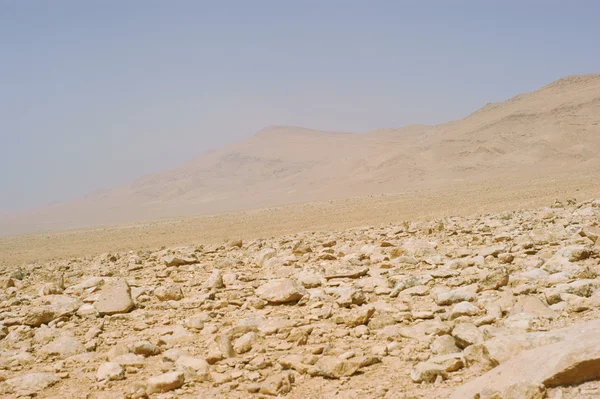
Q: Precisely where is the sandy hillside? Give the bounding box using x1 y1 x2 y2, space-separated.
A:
2 74 600 236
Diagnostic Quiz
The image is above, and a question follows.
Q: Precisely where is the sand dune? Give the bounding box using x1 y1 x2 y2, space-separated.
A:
2 74 600 235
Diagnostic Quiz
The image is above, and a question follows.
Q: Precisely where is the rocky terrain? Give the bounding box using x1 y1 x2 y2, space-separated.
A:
1 198 600 398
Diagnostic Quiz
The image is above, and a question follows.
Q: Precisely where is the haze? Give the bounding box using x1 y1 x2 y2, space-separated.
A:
1 1 600 211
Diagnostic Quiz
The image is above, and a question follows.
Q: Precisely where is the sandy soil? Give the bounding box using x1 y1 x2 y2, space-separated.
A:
3 171 599 266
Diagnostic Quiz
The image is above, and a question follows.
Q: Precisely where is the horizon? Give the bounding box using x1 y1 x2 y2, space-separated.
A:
2 1 600 211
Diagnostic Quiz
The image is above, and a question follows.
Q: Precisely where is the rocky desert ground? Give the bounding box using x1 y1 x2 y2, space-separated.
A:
2 197 600 398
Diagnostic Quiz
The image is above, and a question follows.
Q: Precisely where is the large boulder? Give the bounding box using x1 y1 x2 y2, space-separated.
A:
95 279 135 316
450 320 600 399
22 295 82 327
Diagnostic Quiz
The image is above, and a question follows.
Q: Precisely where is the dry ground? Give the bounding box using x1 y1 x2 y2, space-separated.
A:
3 171 599 266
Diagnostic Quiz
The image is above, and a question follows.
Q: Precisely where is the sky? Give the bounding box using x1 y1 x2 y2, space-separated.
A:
1 1 599 211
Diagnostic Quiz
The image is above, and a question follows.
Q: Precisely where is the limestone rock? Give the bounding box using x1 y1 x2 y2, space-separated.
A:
23 295 83 327
40 335 85 358
314 356 361 378
96 362 125 381
5 372 61 394
435 287 476 306
154 284 184 301
256 278 306 303
163 255 197 266
450 327 600 399
411 353 465 383
146 371 185 394
95 279 135 315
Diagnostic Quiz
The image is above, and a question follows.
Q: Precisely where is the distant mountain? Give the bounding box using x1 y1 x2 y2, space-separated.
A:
3 74 600 235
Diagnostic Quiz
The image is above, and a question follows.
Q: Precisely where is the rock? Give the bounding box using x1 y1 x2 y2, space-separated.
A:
40 335 85 357
411 353 465 383
146 371 185 394
233 332 257 354
478 268 509 291
511 295 556 319
314 356 361 378
292 241 313 256
154 284 184 301
448 301 481 319
184 314 206 330
335 306 376 327
256 248 277 266
279 354 312 373
206 269 224 289
111 353 146 368
431 335 461 355
5 372 61 393
229 239 243 248
452 323 484 349
557 245 592 262
450 326 600 399
334 286 367 307
133 340 161 357
256 278 306 303
96 362 125 381
435 287 477 306
259 372 294 395
482 320 600 365
324 267 369 280
163 255 197 266
296 270 322 288
95 279 135 315
23 295 83 327
175 355 209 380
463 343 497 372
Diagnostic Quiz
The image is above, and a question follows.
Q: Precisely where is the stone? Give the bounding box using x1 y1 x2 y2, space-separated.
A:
5 372 61 393
95 279 135 315
154 284 184 301
206 269 224 289
233 331 257 354
511 295 556 319
314 356 361 378
435 287 476 306
96 362 125 381
256 278 306 303
449 301 481 319
478 267 509 291
256 248 277 266
40 335 85 357
335 306 376 327
452 323 484 349
163 255 197 266
483 319 600 365
450 326 600 399
146 371 185 394
112 353 146 368
411 353 465 383
23 295 83 327
133 340 161 357
430 335 461 355
296 270 322 288
184 314 206 330
175 355 210 381
259 372 294 395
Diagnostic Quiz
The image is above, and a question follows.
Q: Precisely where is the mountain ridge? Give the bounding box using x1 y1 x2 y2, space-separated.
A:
2 73 600 235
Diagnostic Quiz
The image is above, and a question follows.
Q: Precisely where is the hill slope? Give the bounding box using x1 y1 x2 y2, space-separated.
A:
3 74 600 234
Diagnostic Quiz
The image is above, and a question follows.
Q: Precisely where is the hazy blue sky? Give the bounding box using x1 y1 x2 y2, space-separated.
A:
1 1 599 211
